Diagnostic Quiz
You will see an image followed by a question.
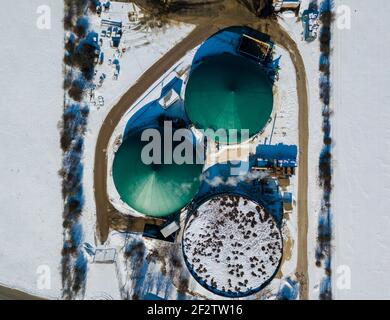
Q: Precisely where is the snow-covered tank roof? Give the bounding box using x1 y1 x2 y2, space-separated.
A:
182 194 282 297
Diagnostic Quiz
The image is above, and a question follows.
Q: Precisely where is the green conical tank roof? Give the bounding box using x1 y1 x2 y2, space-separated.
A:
112 130 203 218
185 54 273 144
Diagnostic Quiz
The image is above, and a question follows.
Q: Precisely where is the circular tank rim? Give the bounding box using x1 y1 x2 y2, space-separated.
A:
111 127 205 218
181 192 283 298
184 53 274 145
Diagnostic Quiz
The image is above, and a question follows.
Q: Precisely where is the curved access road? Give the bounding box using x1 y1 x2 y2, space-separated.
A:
94 14 309 299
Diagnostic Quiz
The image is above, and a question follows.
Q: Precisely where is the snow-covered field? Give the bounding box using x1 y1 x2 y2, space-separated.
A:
0 0 64 298
332 0 390 299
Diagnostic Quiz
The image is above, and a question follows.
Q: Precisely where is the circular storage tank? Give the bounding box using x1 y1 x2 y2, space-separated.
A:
182 194 282 297
112 129 203 218
185 54 273 144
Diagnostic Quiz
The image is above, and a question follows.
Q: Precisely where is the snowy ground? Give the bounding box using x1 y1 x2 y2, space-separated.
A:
332 0 390 299
258 45 299 295
0 0 64 298
276 0 323 299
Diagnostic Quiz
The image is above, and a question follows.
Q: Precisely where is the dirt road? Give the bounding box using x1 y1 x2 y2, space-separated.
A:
93 10 309 298
0 285 44 300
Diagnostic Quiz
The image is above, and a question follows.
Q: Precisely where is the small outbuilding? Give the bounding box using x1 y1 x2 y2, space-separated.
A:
94 247 117 264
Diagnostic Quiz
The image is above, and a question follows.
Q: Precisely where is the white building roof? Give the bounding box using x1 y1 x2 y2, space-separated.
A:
158 89 180 110
160 221 180 238
94 247 117 263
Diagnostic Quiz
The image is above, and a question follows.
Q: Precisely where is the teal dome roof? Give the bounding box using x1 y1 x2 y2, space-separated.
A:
112 130 203 218
185 54 273 144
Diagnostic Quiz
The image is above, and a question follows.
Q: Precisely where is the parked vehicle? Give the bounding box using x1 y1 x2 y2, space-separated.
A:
98 96 104 107
106 26 112 38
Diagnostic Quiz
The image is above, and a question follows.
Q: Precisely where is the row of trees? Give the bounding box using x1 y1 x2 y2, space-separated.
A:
60 103 89 299
317 0 334 301
64 2 99 101
61 0 98 300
